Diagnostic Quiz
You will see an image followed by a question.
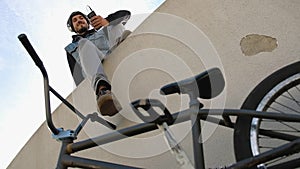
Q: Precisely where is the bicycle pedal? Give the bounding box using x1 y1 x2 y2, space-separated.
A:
131 99 175 125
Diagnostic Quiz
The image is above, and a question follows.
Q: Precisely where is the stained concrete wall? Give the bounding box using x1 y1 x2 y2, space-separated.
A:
8 0 300 168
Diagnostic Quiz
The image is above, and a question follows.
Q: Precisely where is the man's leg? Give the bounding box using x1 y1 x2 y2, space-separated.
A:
78 38 121 116
105 23 131 50
78 38 109 91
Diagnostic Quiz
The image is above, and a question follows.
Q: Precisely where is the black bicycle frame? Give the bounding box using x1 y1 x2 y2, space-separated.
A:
54 108 300 169
18 34 300 169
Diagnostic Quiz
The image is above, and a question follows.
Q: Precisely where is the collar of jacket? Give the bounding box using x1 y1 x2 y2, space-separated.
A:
71 29 97 42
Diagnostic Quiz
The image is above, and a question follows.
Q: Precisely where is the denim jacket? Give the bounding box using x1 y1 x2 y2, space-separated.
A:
65 29 110 68
65 10 130 86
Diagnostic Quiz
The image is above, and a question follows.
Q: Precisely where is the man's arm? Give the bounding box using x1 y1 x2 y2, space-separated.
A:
90 10 131 30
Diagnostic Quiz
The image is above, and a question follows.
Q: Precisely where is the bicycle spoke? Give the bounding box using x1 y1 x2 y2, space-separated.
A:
258 129 299 141
261 119 300 132
267 157 300 169
284 90 300 106
269 101 300 114
264 156 286 166
234 63 300 169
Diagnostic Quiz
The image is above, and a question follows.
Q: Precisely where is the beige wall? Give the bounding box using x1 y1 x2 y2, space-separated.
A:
8 0 300 168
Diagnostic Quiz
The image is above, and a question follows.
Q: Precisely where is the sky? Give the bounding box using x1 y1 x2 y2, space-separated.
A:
0 0 164 168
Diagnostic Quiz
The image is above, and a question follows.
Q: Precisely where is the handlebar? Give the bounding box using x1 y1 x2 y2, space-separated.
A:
18 34 60 135
18 34 45 70
18 34 116 136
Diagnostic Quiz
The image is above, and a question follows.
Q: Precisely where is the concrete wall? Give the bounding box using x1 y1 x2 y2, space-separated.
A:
8 0 300 168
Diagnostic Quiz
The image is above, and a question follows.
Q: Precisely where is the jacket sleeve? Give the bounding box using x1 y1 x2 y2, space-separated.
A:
66 52 85 86
105 10 131 26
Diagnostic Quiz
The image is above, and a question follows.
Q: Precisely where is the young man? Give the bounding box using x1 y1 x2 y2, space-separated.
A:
65 10 131 116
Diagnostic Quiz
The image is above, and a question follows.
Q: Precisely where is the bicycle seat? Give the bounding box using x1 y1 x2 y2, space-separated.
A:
160 68 225 99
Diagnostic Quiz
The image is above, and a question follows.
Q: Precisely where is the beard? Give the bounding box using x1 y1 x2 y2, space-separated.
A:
77 27 88 34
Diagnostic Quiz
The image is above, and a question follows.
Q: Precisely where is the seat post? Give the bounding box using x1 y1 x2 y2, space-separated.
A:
188 90 205 169
159 68 225 168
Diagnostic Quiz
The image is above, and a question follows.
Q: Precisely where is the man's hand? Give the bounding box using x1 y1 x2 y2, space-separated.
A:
90 15 109 30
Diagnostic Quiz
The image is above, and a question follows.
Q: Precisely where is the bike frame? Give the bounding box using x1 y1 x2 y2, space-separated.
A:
54 109 300 169
18 34 300 169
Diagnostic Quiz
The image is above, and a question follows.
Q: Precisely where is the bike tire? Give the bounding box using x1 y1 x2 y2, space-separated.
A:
234 61 300 169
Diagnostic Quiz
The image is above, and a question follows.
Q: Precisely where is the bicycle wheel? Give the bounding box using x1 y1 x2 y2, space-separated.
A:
234 61 300 169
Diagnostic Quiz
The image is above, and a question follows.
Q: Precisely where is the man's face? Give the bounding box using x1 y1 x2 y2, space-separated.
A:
72 14 89 34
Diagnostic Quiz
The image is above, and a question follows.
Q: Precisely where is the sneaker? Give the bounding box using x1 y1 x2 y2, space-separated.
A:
97 90 122 116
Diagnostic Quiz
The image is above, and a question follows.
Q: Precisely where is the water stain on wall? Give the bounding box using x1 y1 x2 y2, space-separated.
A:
240 34 278 56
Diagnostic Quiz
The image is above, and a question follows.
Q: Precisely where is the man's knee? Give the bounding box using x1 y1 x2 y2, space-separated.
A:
78 38 92 50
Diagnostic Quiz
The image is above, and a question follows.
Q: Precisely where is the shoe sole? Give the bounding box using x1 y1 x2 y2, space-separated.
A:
101 101 118 116
98 94 121 116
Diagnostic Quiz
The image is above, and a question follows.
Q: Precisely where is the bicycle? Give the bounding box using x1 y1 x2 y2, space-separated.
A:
18 34 300 169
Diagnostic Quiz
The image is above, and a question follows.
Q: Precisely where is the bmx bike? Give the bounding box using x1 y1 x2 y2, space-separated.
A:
18 34 300 169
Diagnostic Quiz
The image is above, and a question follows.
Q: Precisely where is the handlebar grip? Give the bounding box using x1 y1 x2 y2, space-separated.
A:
18 34 44 69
